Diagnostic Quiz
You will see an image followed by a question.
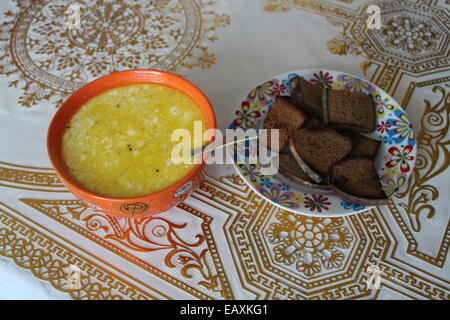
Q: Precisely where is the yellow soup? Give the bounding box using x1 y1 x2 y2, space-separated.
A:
62 83 206 198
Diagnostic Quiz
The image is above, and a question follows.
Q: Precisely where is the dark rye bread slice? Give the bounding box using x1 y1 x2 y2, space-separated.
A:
302 116 323 129
337 129 381 159
326 89 376 133
263 96 306 152
329 157 387 206
290 128 352 183
279 153 330 190
289 76 323 118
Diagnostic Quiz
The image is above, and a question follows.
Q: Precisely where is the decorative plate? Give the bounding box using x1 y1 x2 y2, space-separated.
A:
228 69 416 217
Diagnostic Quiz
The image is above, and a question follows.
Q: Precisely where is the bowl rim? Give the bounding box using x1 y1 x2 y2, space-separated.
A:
47 69 216 202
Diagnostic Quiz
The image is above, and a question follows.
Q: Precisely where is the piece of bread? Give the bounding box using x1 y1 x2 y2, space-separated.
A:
263 96 306 152
337 129 381 158
289 76 323 118
329 157 387 205
263 121 290 153
290 128 352 182
279 152 330 190
326 89 376 133
302 116 323 129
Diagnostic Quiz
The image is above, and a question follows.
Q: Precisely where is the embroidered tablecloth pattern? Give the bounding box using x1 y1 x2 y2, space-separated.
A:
0 0 448 299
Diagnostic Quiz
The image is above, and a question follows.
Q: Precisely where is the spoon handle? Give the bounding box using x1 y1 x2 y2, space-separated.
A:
191 132 259 157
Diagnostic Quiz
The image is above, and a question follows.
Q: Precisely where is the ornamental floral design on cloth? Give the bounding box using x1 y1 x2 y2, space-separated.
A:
326 30 363 57
374 93 396 118
336 74 375 94
340 199 365 211
263 0 292 12
256 184 303 209
310 71 333 89
387 109 416 146
0 0 230 108
380 15 440 55
232 101 261 128
386 145 414 173
248 80 278 103
82 213 222 293
21 198 233 299
265 212 354 276
303 194 331 213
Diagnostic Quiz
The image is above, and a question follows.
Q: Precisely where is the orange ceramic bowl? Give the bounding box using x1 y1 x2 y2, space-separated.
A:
47 69 216 218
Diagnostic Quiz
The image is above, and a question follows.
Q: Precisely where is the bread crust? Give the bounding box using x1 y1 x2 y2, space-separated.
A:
262 96 306 152
279 163 331 190
289 76 304 105
326 90 376 133
322 88 329 125
289 137 323 183
336 128 381 159
329 184 388 206
290 128 352 176
289 76 323 118
329 156 388 206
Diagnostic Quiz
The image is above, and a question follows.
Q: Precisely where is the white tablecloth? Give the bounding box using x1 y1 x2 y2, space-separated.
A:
0 0 449 299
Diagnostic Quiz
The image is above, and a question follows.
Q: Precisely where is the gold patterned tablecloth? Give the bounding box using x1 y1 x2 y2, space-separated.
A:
0 0 449 299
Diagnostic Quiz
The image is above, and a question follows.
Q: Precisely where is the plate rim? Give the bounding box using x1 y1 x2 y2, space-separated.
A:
228 68 417 217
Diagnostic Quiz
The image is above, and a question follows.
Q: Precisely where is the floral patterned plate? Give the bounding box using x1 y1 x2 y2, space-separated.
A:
228 69 416 217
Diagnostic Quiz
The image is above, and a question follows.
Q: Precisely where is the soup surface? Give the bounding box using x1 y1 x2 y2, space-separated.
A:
62 83 205 198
